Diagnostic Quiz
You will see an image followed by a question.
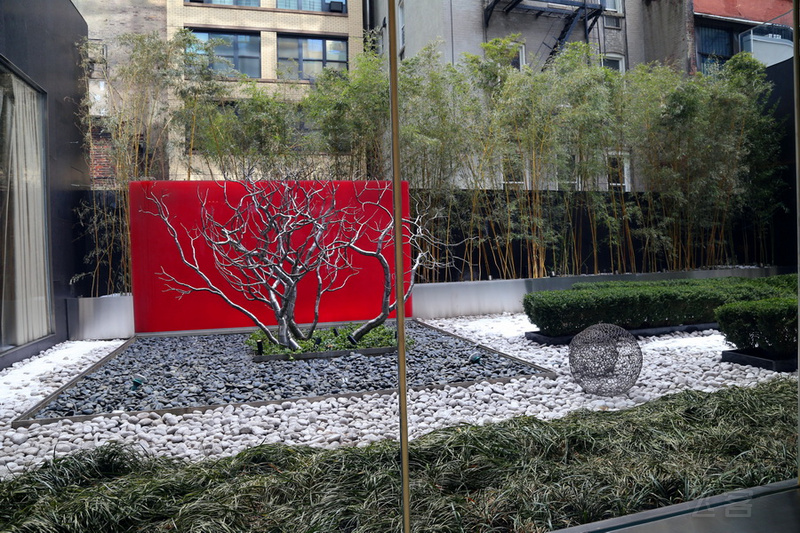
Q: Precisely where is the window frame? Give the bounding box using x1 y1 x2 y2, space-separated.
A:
696 24 737 74
606 152 631 192
187 0 261 6
602 53 626 73
275 0 347 13
0 60 53 351
277 35 349 80
192 30 262 78
604 15 622 30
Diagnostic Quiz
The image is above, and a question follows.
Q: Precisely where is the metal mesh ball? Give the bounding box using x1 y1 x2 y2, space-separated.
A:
568 323 642 396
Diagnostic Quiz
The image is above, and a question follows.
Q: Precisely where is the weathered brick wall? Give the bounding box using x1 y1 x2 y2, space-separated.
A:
89 127 115 184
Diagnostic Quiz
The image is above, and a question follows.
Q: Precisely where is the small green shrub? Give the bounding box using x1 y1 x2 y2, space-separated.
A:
524 275 792 337
715 298 798 357
245 323 397 356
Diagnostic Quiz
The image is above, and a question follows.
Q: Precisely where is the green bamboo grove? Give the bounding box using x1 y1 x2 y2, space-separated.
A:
82 32 785 289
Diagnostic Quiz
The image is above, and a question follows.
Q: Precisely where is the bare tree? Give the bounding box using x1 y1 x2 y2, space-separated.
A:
142 180 443 350
143 180 363 350
345 196 444 343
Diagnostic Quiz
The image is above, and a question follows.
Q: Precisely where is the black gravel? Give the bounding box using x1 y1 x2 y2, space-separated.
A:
34 322 543 419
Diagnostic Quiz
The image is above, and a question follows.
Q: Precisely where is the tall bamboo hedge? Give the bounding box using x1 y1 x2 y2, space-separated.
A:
83 34 787 287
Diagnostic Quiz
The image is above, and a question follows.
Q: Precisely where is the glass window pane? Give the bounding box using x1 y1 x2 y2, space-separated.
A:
215 35 235 57
278 59 299 79
303 39 324 60
302 0 322 11
277 0 298 8
697 26 732 56
278 37 299 59
238 57 261 78
326 61 347 72
302 60 324 79
210 59 230 73
0 67 52 350
238 35 260 58
326 40 347 62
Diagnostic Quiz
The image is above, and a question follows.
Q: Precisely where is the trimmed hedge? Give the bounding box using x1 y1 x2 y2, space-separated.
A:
523 275 797 337
715 298 798 357
570 274 797 292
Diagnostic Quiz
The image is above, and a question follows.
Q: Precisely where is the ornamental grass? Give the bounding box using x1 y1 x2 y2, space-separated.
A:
1 378 796 532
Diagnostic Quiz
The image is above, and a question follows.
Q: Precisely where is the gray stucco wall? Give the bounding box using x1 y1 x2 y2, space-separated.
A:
71 0 167 75
640 0 694 71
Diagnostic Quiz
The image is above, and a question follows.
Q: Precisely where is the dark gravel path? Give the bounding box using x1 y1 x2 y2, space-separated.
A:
35 322 543 419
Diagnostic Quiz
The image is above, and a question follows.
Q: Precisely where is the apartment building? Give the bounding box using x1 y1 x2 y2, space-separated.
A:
368 0 794 77
74 0 363 83
72 0 365 181
171 0 363 83
368 0 629 72
693 0 793 72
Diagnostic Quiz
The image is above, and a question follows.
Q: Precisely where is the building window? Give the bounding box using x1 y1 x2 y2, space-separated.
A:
277 36 348 80
188 0 260 5
0 64 52 352
276 0 347 13
696 25 735 74
604 0 620 12
606 153 631 192
194 31 261 78
602 53 625 72
604 15 621 29
510 43 526 69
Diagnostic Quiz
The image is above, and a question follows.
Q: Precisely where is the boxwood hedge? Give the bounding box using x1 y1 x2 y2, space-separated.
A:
523 274 797 337
715 298 798 357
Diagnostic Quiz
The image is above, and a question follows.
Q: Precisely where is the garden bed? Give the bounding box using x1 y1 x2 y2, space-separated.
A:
3 378 796 532
25 321 550 422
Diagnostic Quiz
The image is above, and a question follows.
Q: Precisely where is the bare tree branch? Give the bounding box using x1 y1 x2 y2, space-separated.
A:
142 180 453 351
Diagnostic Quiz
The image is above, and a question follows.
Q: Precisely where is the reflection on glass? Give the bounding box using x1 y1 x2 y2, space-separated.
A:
303 39 324 60
277 36 347 80
193 31 261 78
0 65 52 352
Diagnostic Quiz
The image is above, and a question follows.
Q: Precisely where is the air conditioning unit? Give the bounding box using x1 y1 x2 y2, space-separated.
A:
329 1 344 12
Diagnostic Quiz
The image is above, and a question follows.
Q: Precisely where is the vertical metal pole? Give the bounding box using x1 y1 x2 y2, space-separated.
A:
387 1 412 530
793 0 800 484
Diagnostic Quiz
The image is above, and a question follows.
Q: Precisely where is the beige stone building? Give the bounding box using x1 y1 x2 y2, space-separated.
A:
169 0 363 83
72 0 365 180
73 0 363 82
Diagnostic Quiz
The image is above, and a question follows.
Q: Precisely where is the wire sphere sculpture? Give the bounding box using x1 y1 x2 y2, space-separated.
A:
568 323 643 396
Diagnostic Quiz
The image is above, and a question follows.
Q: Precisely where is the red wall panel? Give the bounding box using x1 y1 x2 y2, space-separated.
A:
129 180 411 333
694 0 792 22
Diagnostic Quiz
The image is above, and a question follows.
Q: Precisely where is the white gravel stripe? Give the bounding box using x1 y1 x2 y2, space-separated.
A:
1 313 795 478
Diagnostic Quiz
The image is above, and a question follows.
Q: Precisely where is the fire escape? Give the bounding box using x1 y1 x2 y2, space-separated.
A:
484 0 604 64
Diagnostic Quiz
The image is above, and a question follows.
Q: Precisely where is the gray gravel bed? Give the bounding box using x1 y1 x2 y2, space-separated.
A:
33 322 543 419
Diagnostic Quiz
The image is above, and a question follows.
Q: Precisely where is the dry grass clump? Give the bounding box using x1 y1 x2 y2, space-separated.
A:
1 378 796 532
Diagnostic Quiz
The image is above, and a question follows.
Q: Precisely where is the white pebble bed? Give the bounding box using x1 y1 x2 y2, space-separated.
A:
0 314 795 479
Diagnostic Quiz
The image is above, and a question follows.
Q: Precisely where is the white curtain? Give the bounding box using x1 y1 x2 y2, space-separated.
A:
0 70 51 350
